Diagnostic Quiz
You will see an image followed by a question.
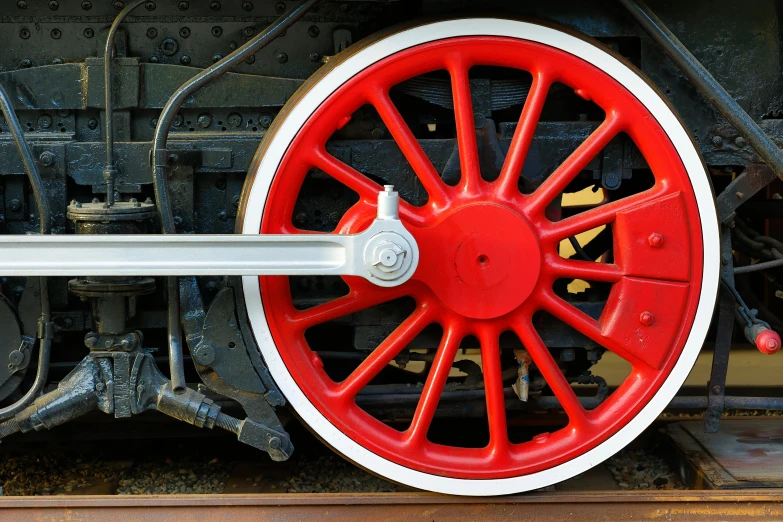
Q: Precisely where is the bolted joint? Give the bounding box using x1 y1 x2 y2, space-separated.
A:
371 240 406 274
150 148 170 168
155 383 220 429
363 232 414 282
102 165 119 183
234 418 294 461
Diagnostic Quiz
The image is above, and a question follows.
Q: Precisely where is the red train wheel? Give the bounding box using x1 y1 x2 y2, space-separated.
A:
238 19 719 495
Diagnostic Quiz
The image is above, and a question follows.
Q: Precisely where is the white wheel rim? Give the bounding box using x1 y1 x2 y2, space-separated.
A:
239 18 720 496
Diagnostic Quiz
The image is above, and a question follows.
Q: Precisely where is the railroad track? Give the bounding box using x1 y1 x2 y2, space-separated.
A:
3 490 783 521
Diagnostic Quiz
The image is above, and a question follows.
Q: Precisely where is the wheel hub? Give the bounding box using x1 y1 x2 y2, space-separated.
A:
415 204 540 319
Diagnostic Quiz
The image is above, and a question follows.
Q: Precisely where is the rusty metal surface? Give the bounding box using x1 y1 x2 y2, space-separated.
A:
669 420 783 489
2 491 783 521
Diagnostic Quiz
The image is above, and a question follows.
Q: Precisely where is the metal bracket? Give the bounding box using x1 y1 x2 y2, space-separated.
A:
715 164 777 224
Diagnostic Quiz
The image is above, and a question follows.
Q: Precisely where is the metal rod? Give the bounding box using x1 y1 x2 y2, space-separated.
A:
152 0 320 234
618 0 783 181
150 0 319 400
0 234 353 277
0 84 52 421
166 276 186 393
0 84 51 234
734 257 783 274
356 386 783 412
104 0 147 207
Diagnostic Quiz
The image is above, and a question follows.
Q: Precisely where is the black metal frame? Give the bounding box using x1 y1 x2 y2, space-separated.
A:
619 0 783 429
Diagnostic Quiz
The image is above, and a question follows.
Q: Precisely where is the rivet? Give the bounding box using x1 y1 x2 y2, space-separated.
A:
647 232 664 248
639 311 654 326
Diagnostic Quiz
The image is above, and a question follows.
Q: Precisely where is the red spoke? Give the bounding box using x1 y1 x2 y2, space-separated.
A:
513 316 587 425
367 88 450 207
310 147 383 202
496 71 552 199
447 57 482 194
546 255 624 284
291 279 405 330
477 327 509 454
538 289 649 368
540 187 669 243
525 114 624 217
338 304 434 399
405 322 464 444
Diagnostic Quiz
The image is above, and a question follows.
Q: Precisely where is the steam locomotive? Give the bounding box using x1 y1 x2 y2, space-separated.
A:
0 0 779 495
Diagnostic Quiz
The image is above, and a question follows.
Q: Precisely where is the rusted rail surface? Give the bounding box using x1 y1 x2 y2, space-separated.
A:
2 490 783 522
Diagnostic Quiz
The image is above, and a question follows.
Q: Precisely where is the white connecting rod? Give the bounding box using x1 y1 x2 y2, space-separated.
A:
0 186 419 288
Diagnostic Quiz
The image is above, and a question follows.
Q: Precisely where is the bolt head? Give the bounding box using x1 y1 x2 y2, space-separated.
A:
277 53 288 64
711 135 723 147
639 311 655 326
648 232 664 248
95 382 106 392
735 136 747 148
84 336 98 348
8 350 24 365
39 152 55 167
371 241 405 273
268 436 281 449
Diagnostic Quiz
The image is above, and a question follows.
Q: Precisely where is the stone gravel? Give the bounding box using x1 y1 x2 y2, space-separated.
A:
116 457 231 495
273 454 399 493
606 448 684 490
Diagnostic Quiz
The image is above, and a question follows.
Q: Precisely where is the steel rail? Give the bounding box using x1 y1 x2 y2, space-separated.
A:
2 491 782 521
618 0 783 182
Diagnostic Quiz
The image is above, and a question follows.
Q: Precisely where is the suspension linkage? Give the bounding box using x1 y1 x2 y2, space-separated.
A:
0 187 419 287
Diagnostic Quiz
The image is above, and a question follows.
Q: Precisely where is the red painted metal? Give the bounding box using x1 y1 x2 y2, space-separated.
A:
256 37 704 479
755 329 781 355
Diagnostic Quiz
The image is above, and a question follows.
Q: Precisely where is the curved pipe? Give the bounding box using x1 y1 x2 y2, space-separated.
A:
0 84 52 420
152 0 320 394
104 0 147 206
152 0 321 233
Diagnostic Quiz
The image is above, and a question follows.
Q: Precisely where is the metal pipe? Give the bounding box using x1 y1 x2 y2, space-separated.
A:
152 0 321 234
356 386 783 412
103 0 146 207
0 84 50 234
734 258 783 274
618 0 783 181
151 0 320 396
0 83 52 421
167 276 186 393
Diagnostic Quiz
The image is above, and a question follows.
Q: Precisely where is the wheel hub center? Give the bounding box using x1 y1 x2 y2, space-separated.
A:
415 204 541 319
